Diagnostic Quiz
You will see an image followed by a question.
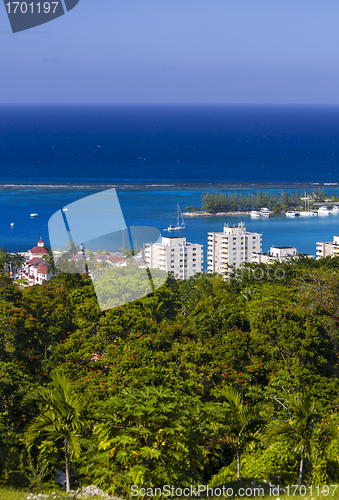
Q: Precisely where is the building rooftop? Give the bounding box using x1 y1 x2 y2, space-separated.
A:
27 257 42 265
272 246 296 249
107 256 126 263
162 236 185 239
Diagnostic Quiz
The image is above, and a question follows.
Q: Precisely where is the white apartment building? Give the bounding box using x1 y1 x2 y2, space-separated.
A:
316 236 339 259
207 222 262 274
144 236 203 279
252 246 297 264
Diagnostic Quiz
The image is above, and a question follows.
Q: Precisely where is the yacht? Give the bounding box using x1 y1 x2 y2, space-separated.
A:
286 210 299 217
299 192 317 216
62 208 68 212
318 206 330 216
30 213 38 217
164 203 185 231
250 210 261 218
299 211 318 217
331 206 339 214
260 207 271 217
10 222 14 227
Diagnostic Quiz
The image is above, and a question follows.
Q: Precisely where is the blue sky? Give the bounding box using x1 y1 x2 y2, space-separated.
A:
2 0 339 103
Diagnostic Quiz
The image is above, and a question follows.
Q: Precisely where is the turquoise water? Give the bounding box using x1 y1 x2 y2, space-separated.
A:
2 105 339 265
2 186 339 269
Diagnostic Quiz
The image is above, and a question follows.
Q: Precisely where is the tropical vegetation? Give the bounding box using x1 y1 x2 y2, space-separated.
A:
199 188 329 213
1 250 339 495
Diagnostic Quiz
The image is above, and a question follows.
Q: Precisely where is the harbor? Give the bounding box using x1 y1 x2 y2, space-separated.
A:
3 185 339 269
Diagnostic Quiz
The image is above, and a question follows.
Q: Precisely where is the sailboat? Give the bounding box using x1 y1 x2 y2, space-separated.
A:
164 203 185 231
300 192 318 217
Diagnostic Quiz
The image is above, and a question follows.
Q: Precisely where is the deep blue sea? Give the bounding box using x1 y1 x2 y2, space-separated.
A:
2 104 339 266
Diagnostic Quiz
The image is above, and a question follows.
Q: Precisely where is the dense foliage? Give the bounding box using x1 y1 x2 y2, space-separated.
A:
1 252 339 494
200 188 328 212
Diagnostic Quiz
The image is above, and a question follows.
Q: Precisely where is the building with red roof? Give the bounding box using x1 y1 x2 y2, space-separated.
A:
106 255 127 267
28 237 50 259
18 238 56 286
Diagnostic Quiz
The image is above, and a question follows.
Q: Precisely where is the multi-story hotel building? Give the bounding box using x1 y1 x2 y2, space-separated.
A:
252 246 297 264
144 236 203 279
316 236 339 259
207 222 262 274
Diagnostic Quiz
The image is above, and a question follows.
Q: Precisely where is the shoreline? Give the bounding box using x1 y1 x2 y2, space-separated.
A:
183 211 252 217
184 201 339 217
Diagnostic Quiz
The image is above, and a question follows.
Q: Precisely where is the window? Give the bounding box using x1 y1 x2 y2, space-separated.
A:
193 253 196 256
193 259 196 261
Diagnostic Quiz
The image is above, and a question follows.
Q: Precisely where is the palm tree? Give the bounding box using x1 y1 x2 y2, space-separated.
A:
223 386 267 480
121 248 135 257
240 286 256 306
11 252 25 273
142 301 167 323
23 373 87 492
42 250 58 275
0 250 12 274
263 392 335 486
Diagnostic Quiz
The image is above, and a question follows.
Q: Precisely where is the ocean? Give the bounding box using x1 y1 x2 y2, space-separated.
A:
1 104 339 264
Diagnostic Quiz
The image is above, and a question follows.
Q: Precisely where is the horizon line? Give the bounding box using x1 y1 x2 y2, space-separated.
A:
1 102 339 106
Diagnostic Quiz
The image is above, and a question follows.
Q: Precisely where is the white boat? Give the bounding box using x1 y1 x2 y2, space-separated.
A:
260 207 271 217
318 206 330 216
299 211 318 217
286 210 299 217
10 222 14 227
164 203 185 231
30 213 38 217
62 208 68 212
331 206 339 214
299 192 318 216
250 210 261 218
